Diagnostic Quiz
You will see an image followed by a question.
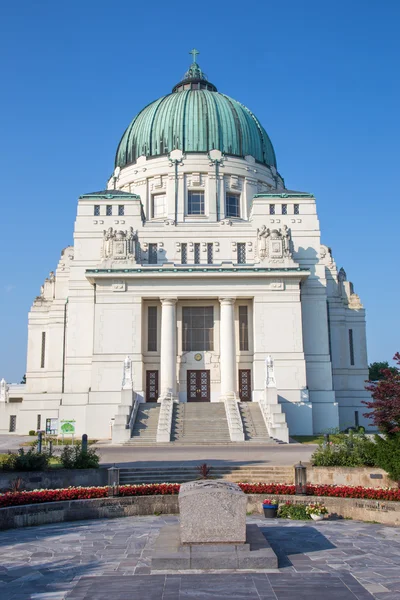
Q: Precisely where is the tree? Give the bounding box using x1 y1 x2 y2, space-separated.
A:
364 353 400 434
368 361 397 381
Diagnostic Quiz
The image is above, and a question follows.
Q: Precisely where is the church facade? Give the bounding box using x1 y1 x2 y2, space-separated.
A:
0 54 370 442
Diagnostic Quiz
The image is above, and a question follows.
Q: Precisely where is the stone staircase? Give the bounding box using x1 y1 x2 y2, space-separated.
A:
118 465 294 485
125 403 160 444
171 403 231 443
238 402 276 443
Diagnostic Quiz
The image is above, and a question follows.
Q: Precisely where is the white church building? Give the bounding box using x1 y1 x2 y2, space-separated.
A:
0 53 370 443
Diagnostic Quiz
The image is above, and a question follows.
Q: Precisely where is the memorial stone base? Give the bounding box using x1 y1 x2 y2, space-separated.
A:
151 480 278 571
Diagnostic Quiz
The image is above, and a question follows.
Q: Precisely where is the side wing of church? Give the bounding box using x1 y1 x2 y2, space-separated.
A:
0 56 370 442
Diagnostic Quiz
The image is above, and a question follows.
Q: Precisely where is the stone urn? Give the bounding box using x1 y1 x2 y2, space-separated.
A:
310 514 324 522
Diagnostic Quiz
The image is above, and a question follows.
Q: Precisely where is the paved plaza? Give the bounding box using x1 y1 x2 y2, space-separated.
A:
0 515 399 599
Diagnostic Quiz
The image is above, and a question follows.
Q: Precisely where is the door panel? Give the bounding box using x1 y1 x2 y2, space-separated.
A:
187 370 210 401
239 369 251 401
146 370 159 402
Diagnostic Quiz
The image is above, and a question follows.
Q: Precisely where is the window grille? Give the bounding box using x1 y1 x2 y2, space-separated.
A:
118 205 124 216
41 332 46 369
349 329 355 366
269 204 275 215
106 205 112 216
239 306 249 351
294 204 300 215
94 205 100 216
181 243 187 264
282 204 287 215
237 243 246 264
194 243 201 264
9 415 16 433
207 243 213 264
147 306 157 351
37 414 41 431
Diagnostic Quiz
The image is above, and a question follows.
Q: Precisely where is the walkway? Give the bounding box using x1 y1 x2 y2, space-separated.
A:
0 516 399 599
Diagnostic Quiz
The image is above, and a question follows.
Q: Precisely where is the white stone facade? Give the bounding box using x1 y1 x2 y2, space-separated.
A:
0 149 370 440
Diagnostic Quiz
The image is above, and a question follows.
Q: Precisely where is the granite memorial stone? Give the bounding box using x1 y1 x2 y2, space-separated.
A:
179 480 247 544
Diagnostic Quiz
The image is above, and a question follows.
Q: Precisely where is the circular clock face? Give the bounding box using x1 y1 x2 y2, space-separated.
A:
194 353 202 361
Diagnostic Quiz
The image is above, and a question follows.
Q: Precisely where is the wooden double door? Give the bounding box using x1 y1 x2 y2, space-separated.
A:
146 370 159 402
187 370 210 402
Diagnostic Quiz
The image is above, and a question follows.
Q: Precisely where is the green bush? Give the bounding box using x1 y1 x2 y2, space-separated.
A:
59 444 100 469
28 430 36 436
0 448 50 472
373 434 400 484
278 502 310 520
311 431 377 467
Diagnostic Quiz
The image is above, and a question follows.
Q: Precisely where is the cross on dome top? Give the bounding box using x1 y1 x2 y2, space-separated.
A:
189 48 199 64
172 49 217 93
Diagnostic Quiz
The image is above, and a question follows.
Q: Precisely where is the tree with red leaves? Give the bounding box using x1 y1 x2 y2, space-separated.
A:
364 353 400 434
364 353 400 485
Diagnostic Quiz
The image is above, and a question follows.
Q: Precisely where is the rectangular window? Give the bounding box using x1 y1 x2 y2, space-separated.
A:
152 193 167 218
9 415 16 433
118 205 124 216
207 243 213 264
148 243 158 264
269 204 275 215
349 329 355 366
294 203 300 215
239 306 249 351
188 191 205 215
106 205 112 216
225 193 240 218
94 205 100 216
40 332 46 369
182 306 214 351
237 243 246 264
181 243 187 264
37 414 41 431
147 306 157 352
194 243 201 264
282 204 287 215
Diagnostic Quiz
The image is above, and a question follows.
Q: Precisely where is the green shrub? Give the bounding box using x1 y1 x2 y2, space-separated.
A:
59 444 100 469
0 448 50 472
311 431 377 467
373 433 400 484
278 502 310 520
28 430 36 436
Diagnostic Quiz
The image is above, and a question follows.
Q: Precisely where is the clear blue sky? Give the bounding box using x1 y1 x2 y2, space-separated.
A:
0 0 399 382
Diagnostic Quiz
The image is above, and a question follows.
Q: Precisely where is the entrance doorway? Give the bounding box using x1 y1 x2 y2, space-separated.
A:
146 370 159 402
187 370 210 402
239 369 251 401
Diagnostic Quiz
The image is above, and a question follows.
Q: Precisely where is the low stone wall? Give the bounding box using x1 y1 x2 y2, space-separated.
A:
1 493 399 531
0 468 107 492
307 466 396 489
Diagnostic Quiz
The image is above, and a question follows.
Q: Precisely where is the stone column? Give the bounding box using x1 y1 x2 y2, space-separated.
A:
160 297 178 397
219 297 237 396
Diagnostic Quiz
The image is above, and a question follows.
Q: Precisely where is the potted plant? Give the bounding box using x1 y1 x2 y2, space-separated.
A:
262 498 279 518
305 502 329 521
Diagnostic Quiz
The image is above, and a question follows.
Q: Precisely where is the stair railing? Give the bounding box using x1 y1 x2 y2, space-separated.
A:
156 390 175 443
128 392 140 433
224 394 245 442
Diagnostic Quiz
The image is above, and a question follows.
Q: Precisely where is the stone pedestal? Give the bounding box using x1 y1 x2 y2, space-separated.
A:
151 480 278 571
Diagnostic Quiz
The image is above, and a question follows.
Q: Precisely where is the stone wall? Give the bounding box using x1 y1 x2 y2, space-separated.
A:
0 493 399 531
307 466 396 489
0 468 107 493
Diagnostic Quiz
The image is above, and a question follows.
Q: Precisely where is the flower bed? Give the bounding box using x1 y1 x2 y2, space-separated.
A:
0 482 400 509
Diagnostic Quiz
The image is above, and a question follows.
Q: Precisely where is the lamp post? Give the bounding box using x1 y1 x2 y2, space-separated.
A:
294 462 307 495
108 465 120 497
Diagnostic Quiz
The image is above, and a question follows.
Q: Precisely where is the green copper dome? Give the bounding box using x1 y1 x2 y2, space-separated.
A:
115 54 277 169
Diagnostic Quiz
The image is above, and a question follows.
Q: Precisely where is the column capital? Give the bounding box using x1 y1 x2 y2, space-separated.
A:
219 297 236 306
160 297 178 306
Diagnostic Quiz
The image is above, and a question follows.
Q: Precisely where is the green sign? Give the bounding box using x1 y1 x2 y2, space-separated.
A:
60 420 76 434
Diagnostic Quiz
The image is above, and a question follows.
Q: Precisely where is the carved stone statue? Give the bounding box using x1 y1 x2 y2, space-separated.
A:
122 355 133 390
257 226 270 259
265 355 276 388
101 227 138 262
0 378 8 403
338 267 347 283
256 225 292 263
281 225 291 256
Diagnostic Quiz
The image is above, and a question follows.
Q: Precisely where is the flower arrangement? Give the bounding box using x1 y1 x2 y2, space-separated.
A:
1 482 400 509
305 502 329 516
262 498 278 506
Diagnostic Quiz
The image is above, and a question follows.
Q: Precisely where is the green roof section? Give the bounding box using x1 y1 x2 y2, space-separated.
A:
79 190 141 200
254 191 314 198
115 56 277 169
